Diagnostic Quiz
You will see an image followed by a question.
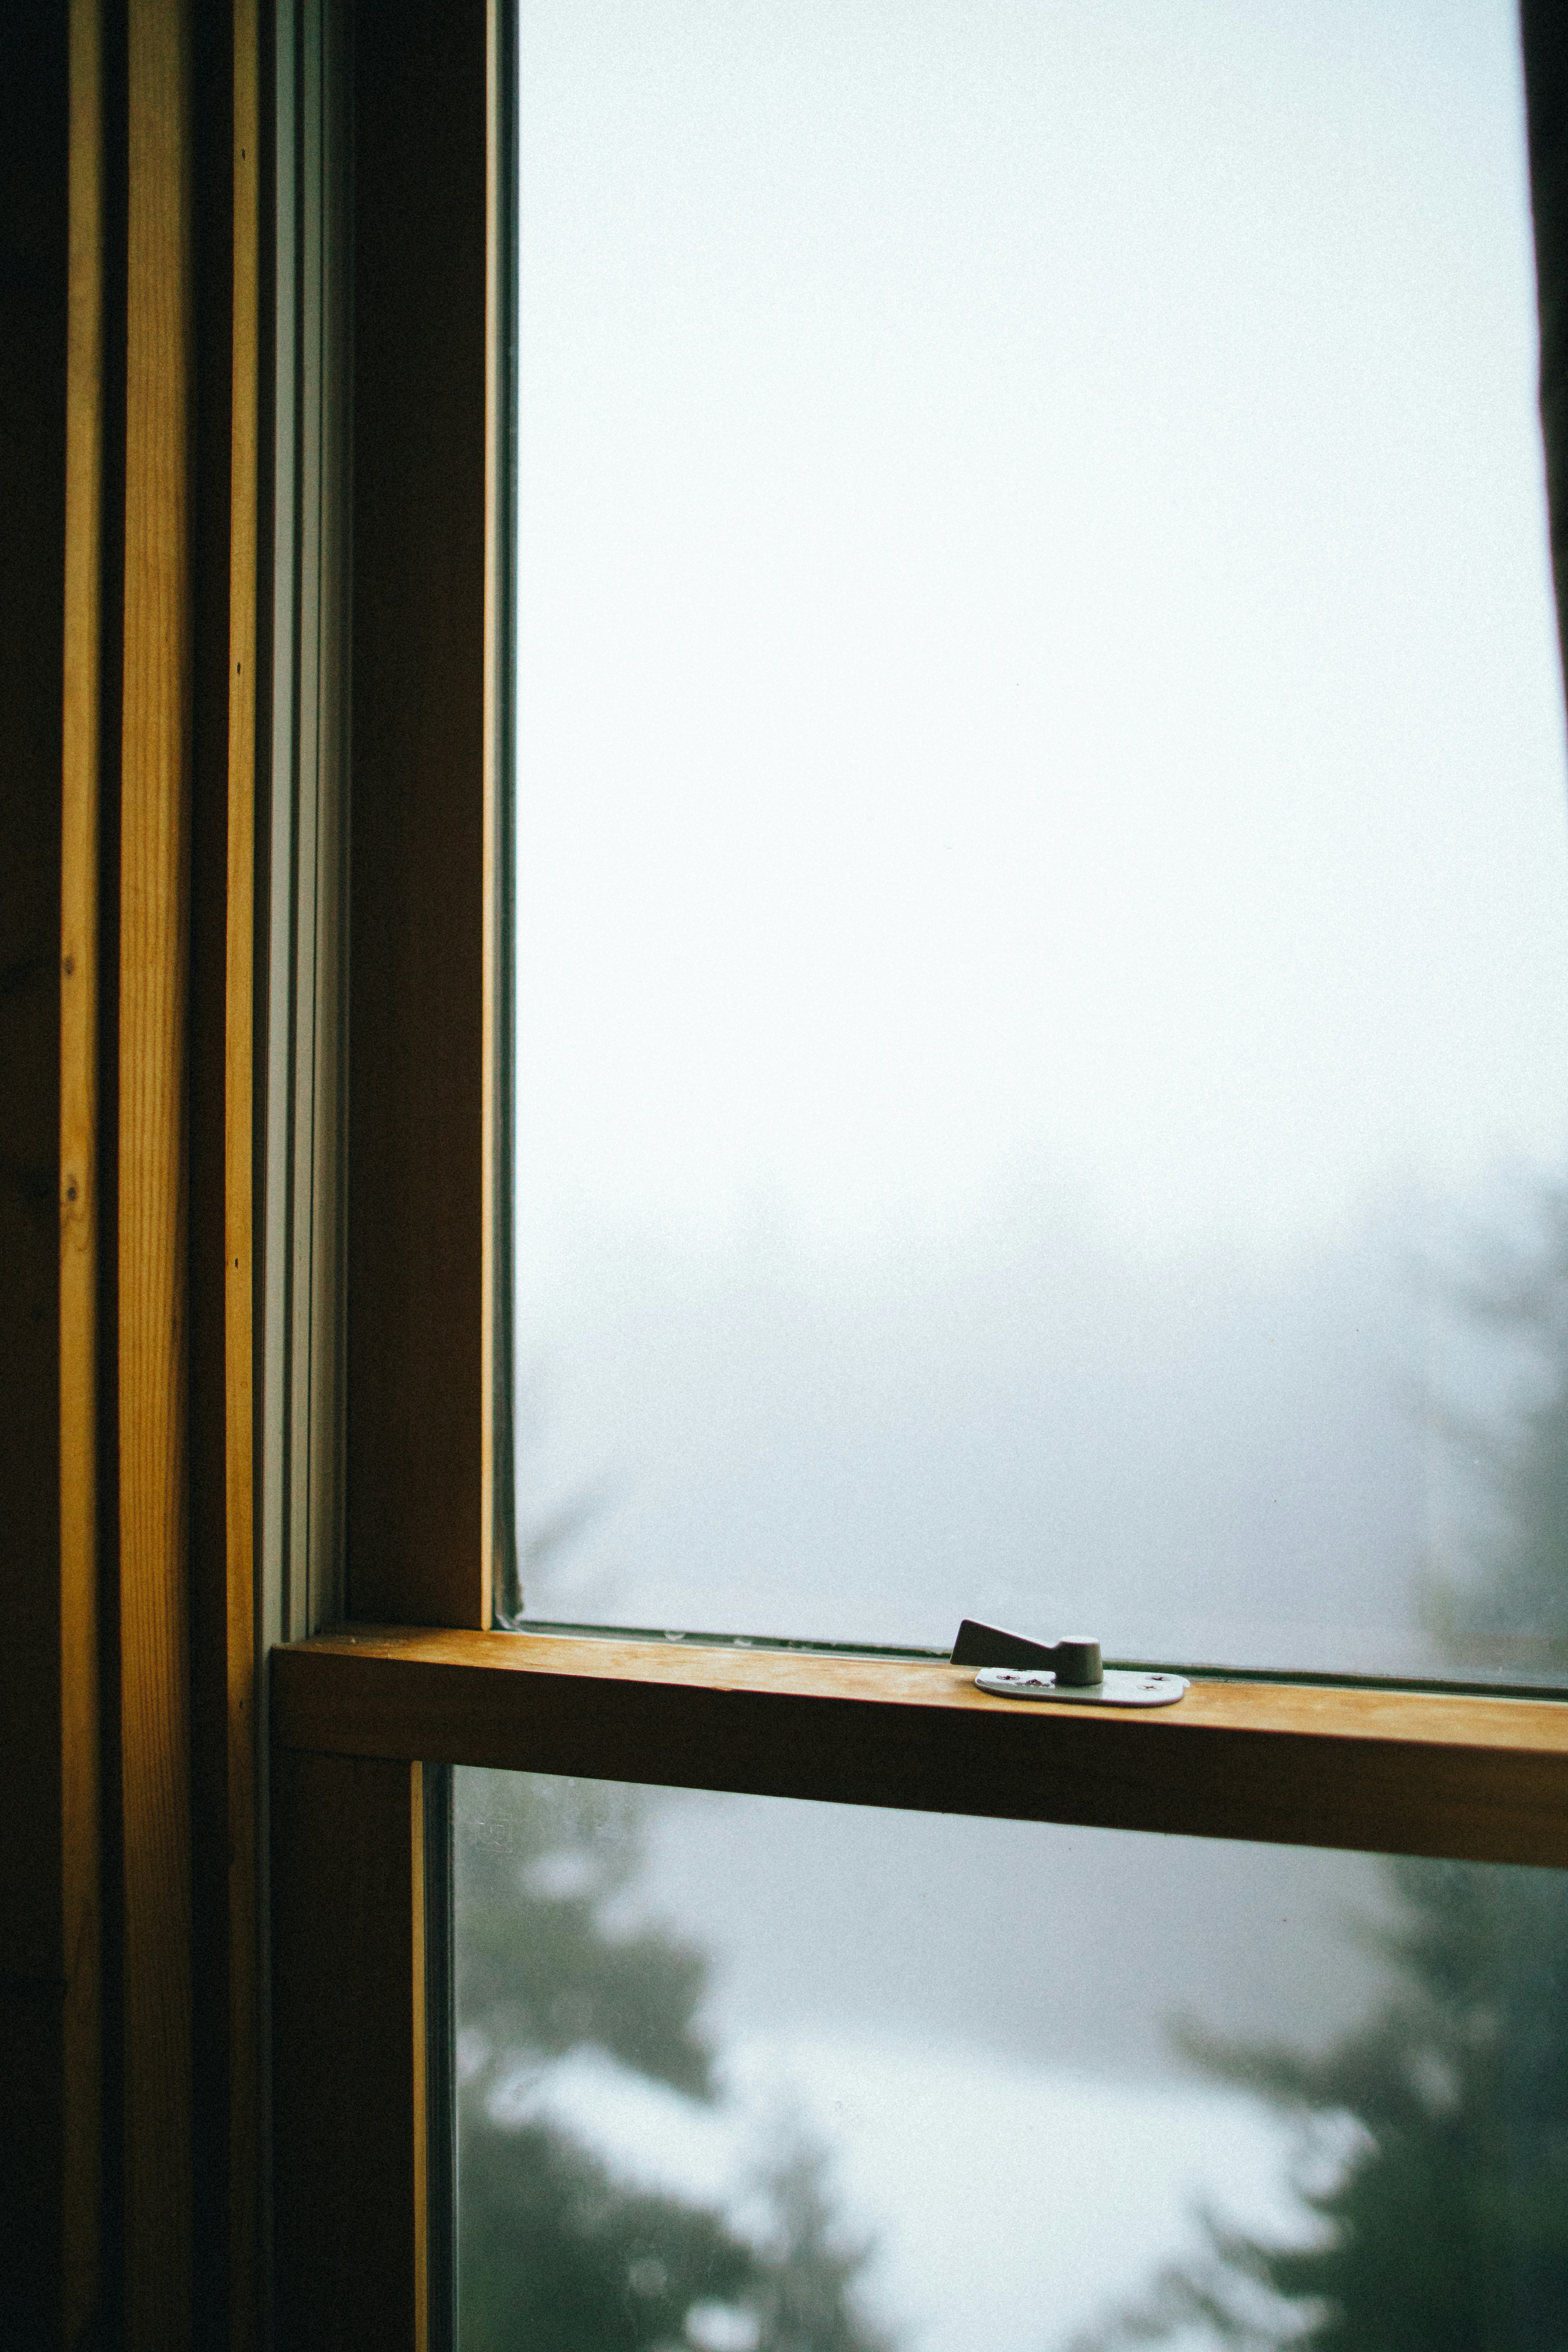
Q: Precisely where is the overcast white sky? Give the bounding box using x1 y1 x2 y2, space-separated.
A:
510 0 1568 1661
516 0 1568 1265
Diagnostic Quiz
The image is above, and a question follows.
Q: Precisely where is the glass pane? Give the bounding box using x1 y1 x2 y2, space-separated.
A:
456 1767 1568 2348
512 0 1568 1677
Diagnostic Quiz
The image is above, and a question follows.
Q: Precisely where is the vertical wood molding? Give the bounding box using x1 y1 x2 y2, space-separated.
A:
410 1764 430 2352
481 0 502 1627
62 5 105 2337
120 0 195 2340
273 1752 427 2352
482 0 517 1631
347 0 487 1630
226 0 260 2339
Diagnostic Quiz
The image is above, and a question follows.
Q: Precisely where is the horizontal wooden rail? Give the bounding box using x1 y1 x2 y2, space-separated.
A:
272 1627 1568 1869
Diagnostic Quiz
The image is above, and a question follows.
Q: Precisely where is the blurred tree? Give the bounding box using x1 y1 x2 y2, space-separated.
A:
460 2110 761 2352
1072 1203 1568 2352
456 1768 892 2352
746 2133 894 2352
1424 1182 1568 1670
1071 1858 1568 2352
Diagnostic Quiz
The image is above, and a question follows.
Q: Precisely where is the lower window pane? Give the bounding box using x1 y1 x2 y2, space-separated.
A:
454 1767 1566 2349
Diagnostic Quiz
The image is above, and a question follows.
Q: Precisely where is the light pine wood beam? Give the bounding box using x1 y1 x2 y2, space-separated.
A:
120 0 195 2339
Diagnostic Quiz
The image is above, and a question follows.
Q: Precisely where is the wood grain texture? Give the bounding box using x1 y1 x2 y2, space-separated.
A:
274 1629 1568 1870
225 0 259 2337
481 0 503 1628
0 7 70 2341
345 0 487 1631
61 1 105 2337
411 1764 430 2352
120 0 194 2341
272 1752 427 2352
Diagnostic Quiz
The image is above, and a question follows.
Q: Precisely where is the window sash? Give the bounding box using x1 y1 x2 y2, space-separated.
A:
265 8 1568 2345
274 1624 1568 1871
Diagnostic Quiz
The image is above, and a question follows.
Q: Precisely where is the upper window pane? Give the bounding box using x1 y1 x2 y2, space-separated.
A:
512 0 1568 1677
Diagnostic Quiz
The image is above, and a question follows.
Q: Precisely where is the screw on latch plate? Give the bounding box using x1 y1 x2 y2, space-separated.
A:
950 1618 1188 1709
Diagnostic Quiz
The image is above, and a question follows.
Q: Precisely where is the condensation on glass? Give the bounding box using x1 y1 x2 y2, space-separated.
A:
455 1766 1568 2350
511 0 1568 1680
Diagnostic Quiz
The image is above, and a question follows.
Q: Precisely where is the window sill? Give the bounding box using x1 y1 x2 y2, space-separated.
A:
271 1625 1568 1867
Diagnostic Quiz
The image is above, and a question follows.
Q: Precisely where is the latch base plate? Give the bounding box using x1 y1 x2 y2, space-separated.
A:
975 1666 1189 1708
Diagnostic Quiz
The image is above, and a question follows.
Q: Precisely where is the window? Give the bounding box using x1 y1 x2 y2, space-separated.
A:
43 4 1568 2346
505 0 1568 1686
261 7 1568 2351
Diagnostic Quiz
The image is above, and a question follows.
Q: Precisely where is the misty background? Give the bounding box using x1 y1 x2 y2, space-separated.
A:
459 1771 1398 2352
512 0 1568 1674
468 5 1568 2344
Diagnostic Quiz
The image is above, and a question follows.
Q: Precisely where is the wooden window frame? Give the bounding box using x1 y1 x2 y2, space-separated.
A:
259 7 1568 2348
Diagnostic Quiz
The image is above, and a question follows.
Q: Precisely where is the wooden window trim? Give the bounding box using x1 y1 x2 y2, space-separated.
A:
274 1626 1568 1872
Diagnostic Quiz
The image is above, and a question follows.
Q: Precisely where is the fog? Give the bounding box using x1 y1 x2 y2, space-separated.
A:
512 0 1568 1674
459 1768 1397 2352
520 1178 1516 1667
480 2 1568 2331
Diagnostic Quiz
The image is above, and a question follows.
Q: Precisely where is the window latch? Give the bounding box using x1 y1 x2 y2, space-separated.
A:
950 1618 1188 1708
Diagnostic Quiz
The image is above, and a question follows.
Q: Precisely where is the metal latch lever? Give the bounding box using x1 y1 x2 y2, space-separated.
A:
950 1618 1187 1708
951 1618 1103 1682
